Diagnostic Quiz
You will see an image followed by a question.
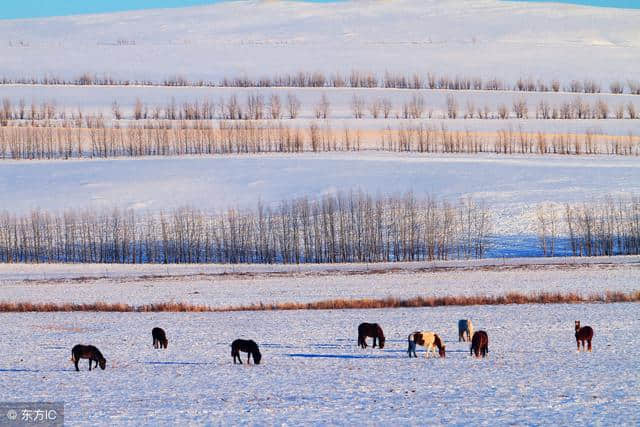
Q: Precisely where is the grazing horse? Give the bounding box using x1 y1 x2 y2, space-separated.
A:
71 344 106 371
458 319 474 342
408 331 445 358
575 321 594 352
231 339 262 365
152 327 168 349
470 331 489 358
358 323 385 349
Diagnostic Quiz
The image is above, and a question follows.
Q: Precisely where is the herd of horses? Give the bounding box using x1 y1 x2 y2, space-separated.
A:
70 320 595 371
358 320 487 359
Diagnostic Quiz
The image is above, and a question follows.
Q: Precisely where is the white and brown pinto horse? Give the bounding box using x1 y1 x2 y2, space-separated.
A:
407 331 446 358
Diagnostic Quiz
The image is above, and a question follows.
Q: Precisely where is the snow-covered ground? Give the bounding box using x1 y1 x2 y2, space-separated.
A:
0 258 637 307
0 303 638 425
0 255 636 282
0 0 638 83
2 152 637 236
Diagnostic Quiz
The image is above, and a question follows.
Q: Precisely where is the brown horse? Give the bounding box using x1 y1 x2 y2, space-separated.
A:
470 331 489 358
71 344 106 371
152 327 168 349
358 323 385 349
575 321 594 352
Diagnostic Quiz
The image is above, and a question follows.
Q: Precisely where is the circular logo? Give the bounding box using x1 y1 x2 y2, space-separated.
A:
6 409 17 420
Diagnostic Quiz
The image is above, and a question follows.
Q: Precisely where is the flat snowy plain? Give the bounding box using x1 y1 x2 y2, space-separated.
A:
1 258 638 307
0 303 638 425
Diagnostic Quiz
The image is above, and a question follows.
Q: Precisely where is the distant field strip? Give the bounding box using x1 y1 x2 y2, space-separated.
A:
1 291 638 312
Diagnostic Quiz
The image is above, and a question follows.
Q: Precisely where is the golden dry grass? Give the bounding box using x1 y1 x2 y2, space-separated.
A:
1 291 638 312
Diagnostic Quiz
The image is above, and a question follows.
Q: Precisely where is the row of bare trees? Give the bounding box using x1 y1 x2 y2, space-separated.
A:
3 71 640 94
536 197 640 257
3 95 638 124
380 126 639 155
0 193 491 264
1 120 638 159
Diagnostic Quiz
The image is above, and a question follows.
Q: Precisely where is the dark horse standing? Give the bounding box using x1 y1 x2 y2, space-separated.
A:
575 321 594 352
470 331 489 358
358 323 385 349
231 339 262 365
152 327 168 349
71 344 106 371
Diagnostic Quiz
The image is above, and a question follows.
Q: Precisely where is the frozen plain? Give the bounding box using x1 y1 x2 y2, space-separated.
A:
0 303 638 425
0 257 638 307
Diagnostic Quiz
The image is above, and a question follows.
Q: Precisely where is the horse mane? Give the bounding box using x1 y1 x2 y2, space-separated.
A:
376 324 385 339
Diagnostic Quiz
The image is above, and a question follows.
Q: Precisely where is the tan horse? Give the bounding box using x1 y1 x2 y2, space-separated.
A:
408 331 445 358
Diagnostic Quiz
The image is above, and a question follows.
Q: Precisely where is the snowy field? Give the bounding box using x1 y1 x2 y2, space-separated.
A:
0 0 638 83
0 303 638 425
2 152 638 237
1 258 638 307
1 1 639 424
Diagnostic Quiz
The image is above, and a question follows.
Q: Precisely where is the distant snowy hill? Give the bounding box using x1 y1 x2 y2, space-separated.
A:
0 0 638 82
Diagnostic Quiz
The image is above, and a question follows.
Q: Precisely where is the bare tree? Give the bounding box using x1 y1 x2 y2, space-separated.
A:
351 95 365 119
112 101 122 120
287 93 301 119
269 94 282 119
315 94 331 119
446 96 458 119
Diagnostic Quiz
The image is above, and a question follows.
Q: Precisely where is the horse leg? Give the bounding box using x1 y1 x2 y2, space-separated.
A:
588 339 592 352
88 359 92 371
373 336 377 348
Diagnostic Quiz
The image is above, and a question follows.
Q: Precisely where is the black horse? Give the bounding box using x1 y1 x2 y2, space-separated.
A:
358 323 385 349
152 327 168 349
470 331 489 358
231 339 262 365
71 344 106 371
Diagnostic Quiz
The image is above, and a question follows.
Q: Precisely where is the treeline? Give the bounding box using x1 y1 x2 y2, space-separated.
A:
536 196 640 257
2 71 640 94
0 193 491 264
2 94 640 123
380 126 639 156
1 120 637 159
